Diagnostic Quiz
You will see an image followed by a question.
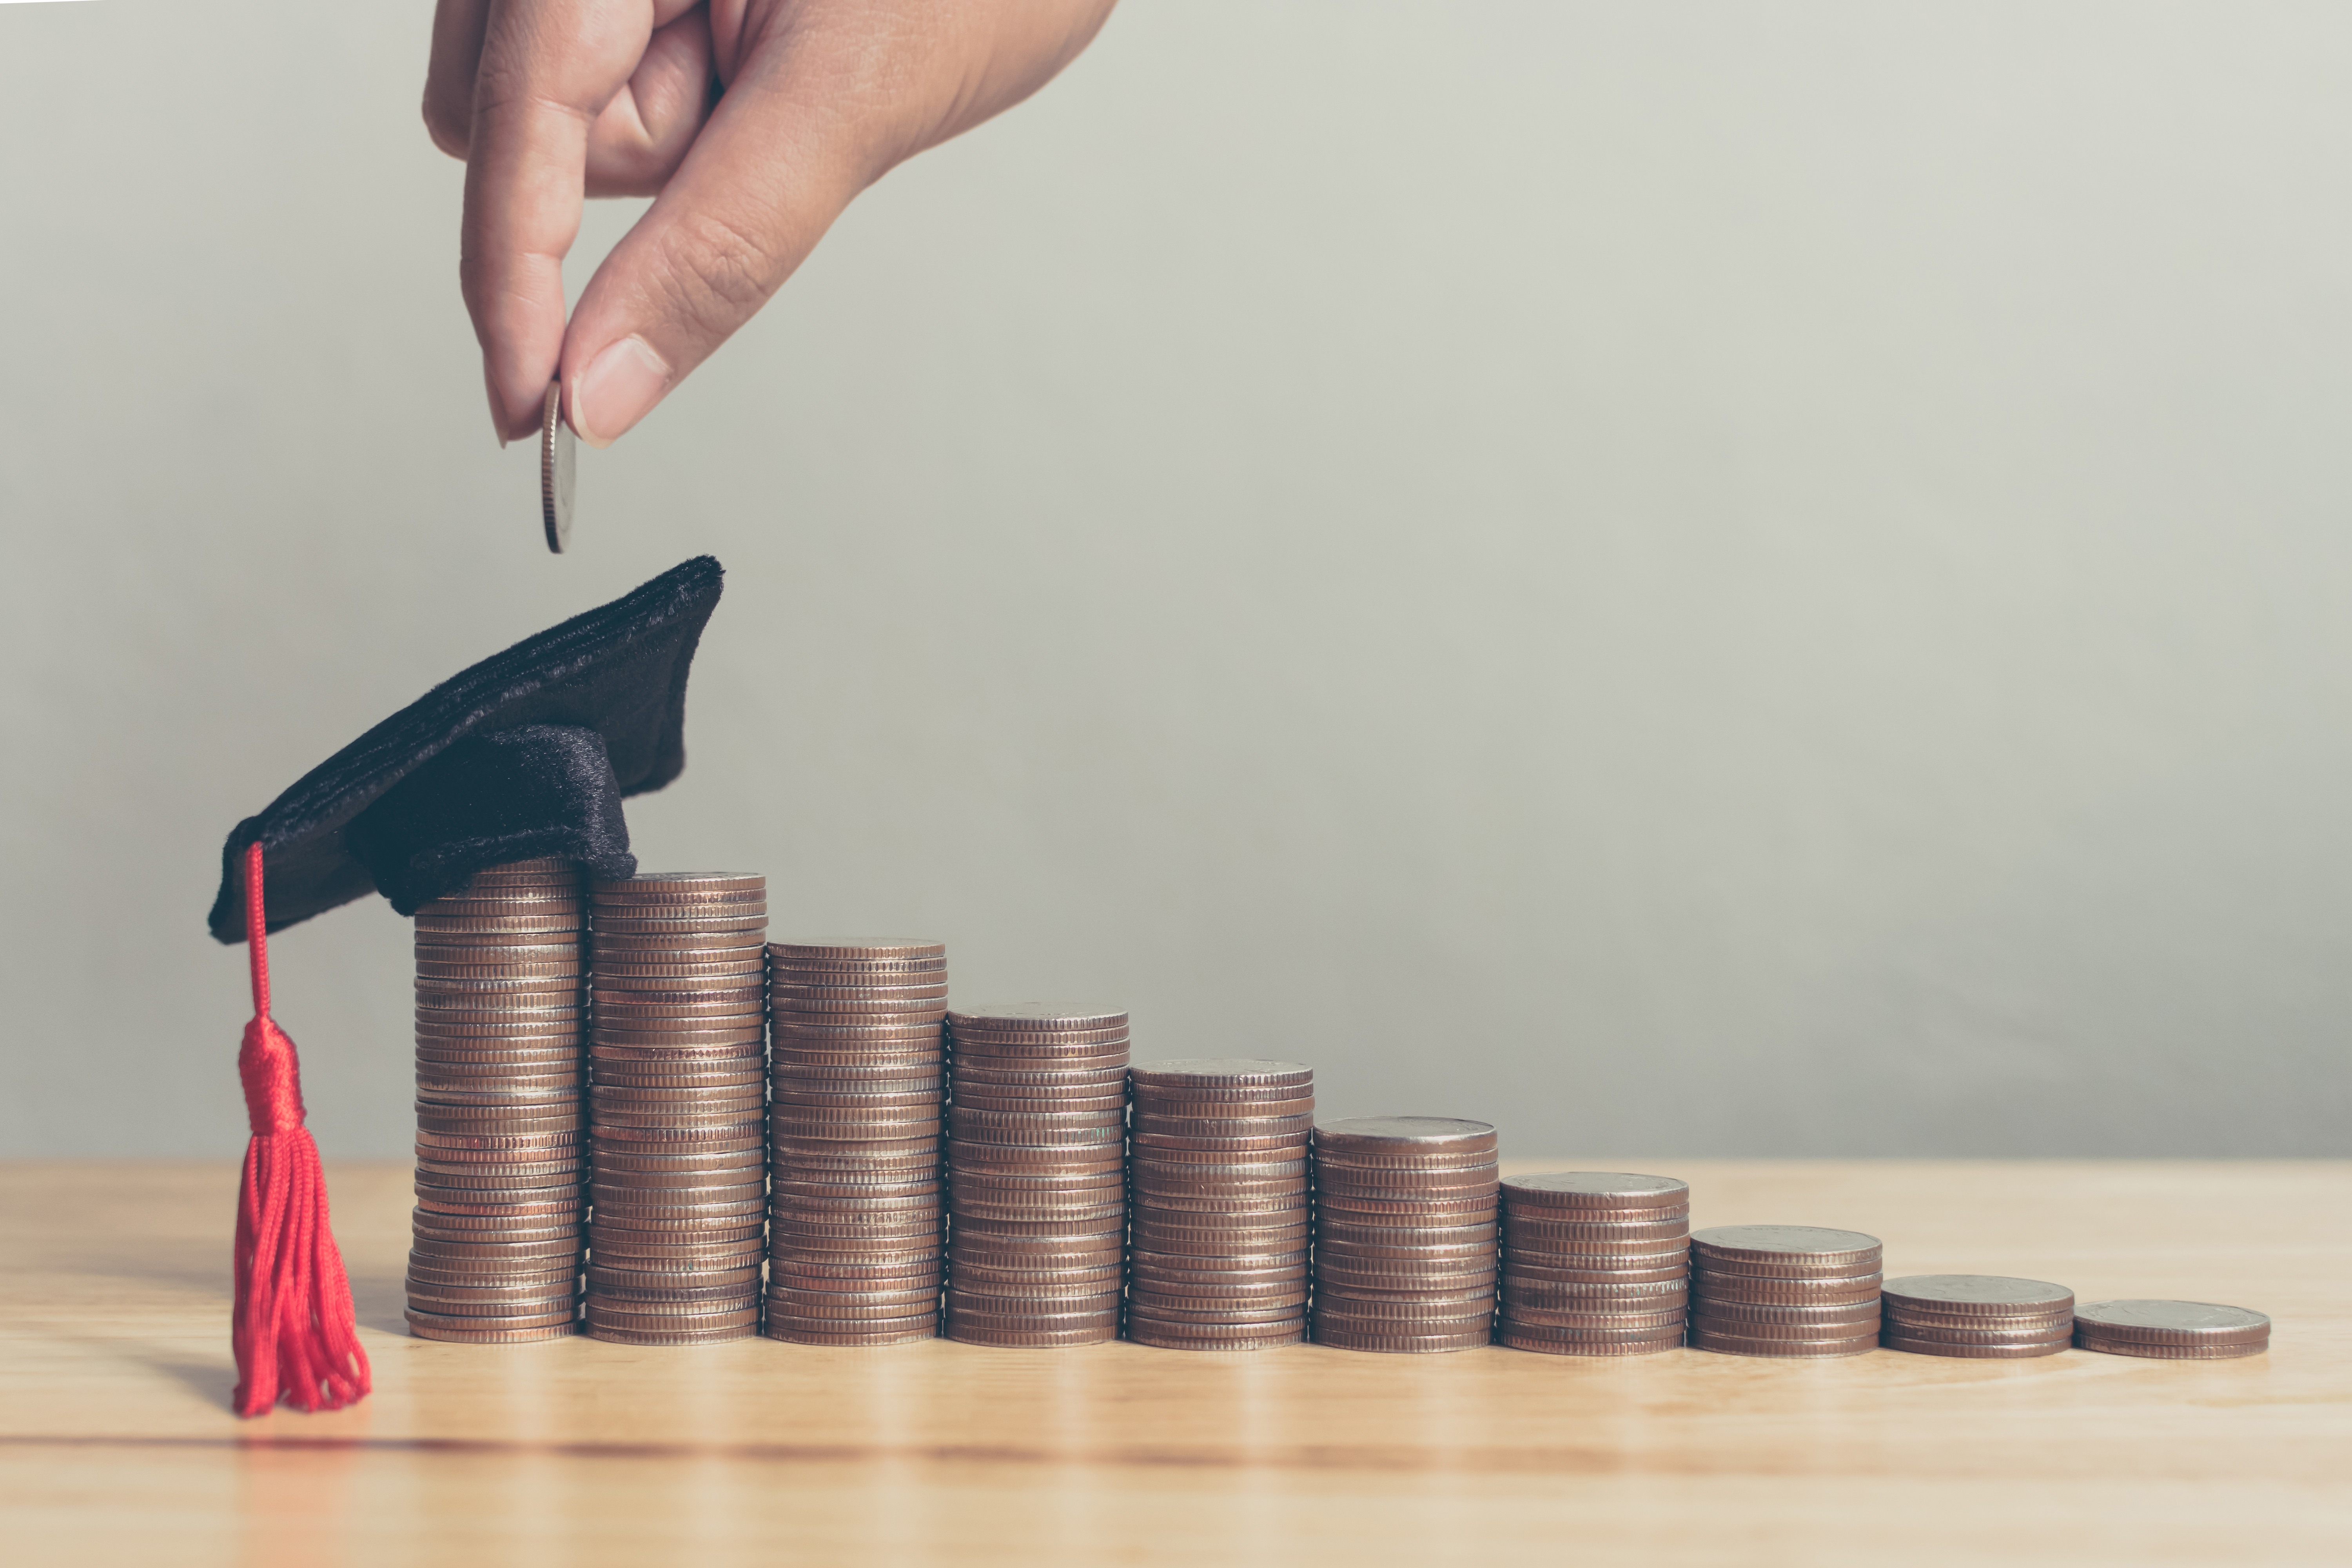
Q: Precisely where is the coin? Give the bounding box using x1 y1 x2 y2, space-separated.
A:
771 939 945 960
414 1159 581 1183
1690 1270 1882 1304
1312 1117 1497 1152
1135 1223 1311 1250
537 379 575 551
1502 1172 1690 1209
949 1005 1128 1031
2074 1336 2267 1360
1882 1335 2070 1359
593 936 768 957
593 1027 766 1047
771 962 948 982
951 1029 1130 1050
765 1321 940 1345
1689 1255 1880 1281
1886 1307 2073 1336
1880 1321 2069 1347
588 1303 763 1331
1489 1320 1688 1345
408 1318 579 1343
1688 1326 1878 1358
1504 1214 1686 1243
417 892 585 915
582 1323 761 1346
404 1285 578 1312
415 914 585 935
1128 1058 1314 1090
1690 1226 1882 1268
2071 1299 2270 1345
416 1021 583 1042
1314 1147 1497 1171
1504 1261 1687 1287
1310 1327 1493 1353
1498 1327 1684 1356
950 1100 1124 1123
1678 1295 1875 1327
592 871 766 895
1127 1327 1305 1351
934 1323 1115 1348
1314 1163 1497 1189
416 1191 582 1215
1690 1307 1882 1339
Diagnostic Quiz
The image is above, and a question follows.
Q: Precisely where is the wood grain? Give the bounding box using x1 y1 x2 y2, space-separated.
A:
2 1159 2345 1566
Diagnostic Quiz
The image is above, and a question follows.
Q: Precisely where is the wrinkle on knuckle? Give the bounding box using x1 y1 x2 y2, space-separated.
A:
651 212 779 336
468 61 599 128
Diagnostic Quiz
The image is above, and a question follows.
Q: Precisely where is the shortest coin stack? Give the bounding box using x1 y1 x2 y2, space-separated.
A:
1125 1059 1314 1351
1497 1173 1689 1356
1688 1225 1883 1358
2074 1299 2271 1360
1880 1275 2074 1359
1312 1118 1499 1352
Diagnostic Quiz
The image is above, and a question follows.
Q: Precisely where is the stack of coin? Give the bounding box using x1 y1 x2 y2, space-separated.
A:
1688 1225 1882 1357
764 940 948 1345
2074 1299 2270 1359
944 1007 1130 1348
1124 1059 1314 1351
407 857 588 1343
1495 1172 1688 1355
1880 1274 2074 1359
583 873 769 1346
1310 1118 1498 1352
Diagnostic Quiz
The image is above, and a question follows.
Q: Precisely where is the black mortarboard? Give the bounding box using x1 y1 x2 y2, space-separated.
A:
208 556 725 1418
208 555 724 941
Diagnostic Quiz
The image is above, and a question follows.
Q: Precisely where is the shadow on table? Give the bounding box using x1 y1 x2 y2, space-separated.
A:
64 1241 232 1300
349 1270 408 1336
128 1349 239 1409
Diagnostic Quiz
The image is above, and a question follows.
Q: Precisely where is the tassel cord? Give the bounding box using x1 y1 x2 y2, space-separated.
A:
232 842 371 1417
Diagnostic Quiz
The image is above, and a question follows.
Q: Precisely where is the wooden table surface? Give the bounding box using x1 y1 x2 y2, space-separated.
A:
3 1159 2345 1566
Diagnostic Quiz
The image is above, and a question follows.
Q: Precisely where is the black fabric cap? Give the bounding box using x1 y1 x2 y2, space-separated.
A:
208 557 724 942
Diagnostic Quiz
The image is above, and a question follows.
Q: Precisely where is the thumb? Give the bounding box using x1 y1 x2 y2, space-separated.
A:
559 38 878 448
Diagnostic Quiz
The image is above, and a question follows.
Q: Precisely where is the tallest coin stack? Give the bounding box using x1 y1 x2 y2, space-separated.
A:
585 874 770 1345
406 857 589 1343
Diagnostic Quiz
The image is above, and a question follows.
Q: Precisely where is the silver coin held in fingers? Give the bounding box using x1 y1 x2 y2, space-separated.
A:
541 379 575 553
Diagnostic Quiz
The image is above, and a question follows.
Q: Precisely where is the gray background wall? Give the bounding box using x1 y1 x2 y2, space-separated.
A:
3 1 2346 1160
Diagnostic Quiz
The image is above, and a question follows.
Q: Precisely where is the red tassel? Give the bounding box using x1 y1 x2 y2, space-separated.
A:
231 842 371 1417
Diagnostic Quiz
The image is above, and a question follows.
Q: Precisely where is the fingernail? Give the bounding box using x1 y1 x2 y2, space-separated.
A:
484 360 510 449
573 336 672 449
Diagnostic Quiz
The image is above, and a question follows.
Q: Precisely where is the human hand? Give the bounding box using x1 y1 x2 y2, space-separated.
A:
424 0 1117 446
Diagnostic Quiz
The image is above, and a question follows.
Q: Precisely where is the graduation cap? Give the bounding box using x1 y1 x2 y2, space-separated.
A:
209 556 725 1416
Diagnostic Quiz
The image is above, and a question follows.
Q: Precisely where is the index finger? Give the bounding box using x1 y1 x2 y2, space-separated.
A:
460 0 684 441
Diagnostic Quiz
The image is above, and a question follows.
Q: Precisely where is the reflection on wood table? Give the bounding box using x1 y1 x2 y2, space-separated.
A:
2 1160 2346 1566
